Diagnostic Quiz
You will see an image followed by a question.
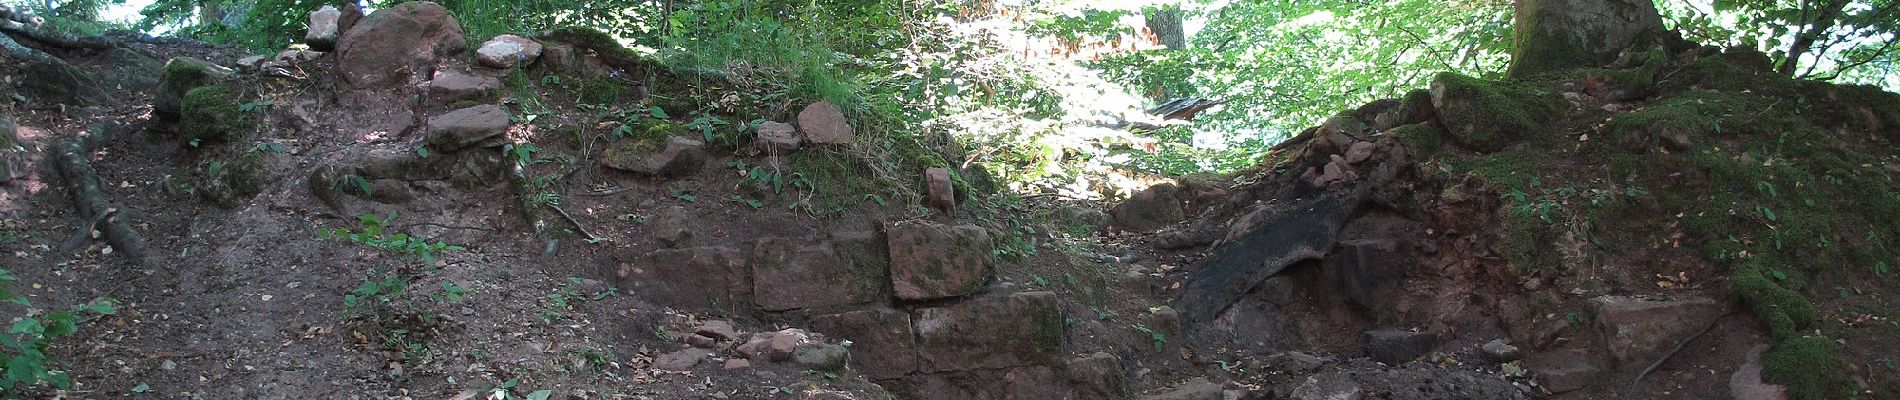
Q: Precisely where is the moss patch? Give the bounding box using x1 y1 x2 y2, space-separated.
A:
199 151 270 208
1388 123 1443 158
179 84 257 144
1428 72 1558 152
1761 336 1855 400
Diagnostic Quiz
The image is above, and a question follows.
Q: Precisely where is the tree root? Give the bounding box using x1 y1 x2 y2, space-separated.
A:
546 203 599 242
1626 310 1739 398
52 138 145 264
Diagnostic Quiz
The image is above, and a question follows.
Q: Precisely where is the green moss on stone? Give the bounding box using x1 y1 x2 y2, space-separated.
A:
1762 336 1855 400
179 84 256 144
1731 262 1816 340
1388 123 1443 158
1429 72 1554 152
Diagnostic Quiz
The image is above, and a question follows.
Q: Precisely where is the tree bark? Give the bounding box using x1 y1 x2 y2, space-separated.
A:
1145 6 1186 50
1778 0 1852 76
1506 0 1666 78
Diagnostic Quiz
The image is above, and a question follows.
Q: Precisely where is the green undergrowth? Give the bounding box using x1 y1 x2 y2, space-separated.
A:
1424 53 1894 399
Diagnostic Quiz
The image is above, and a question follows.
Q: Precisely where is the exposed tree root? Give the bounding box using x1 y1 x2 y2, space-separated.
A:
52 137 146 264
1626 310 1739 398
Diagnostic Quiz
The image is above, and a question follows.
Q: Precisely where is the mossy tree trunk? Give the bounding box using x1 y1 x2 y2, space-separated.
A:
1506 0 1666 78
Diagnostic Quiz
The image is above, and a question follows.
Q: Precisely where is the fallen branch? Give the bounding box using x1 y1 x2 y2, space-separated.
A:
0 16 119 51
545 203 600 242
52 137 145 264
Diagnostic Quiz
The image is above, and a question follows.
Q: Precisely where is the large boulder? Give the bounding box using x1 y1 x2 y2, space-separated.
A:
751 236 883 311
887 220 992 300
797 101 855 145
811 308 916 380
1110 182 1185 232
476 34 544 68
914 291 1063 372
335 1 466 87
1591 295 1725 368
426 104 510 151
610 246 751 312
305 5 342 51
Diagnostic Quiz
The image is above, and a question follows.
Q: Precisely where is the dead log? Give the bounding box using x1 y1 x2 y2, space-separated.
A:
51 136 146 264
0 6 119 51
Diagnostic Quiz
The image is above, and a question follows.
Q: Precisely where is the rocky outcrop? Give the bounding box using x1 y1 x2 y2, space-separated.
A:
335 1 465 87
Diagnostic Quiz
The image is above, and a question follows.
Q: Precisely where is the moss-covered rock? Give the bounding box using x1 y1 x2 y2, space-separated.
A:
1761 336 1855 400
1388 123 1443 158
1396 88 1435 125
1428 72 1552 153
199 151 270 208
1573 46 1665 102
155 57 231 117
179 84 257 145
1730 262 1816 340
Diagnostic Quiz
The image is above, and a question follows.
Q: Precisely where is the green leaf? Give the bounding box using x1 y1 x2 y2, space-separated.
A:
1769 269 1789 281
527 390 553 400
649 106 670 119
133 382 151 392
43 312 78 338
84 299 116 315
10 318 43 335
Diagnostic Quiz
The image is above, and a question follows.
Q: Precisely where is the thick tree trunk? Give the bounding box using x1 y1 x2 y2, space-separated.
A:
1145 6 1186 50
1506 0 1666 78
